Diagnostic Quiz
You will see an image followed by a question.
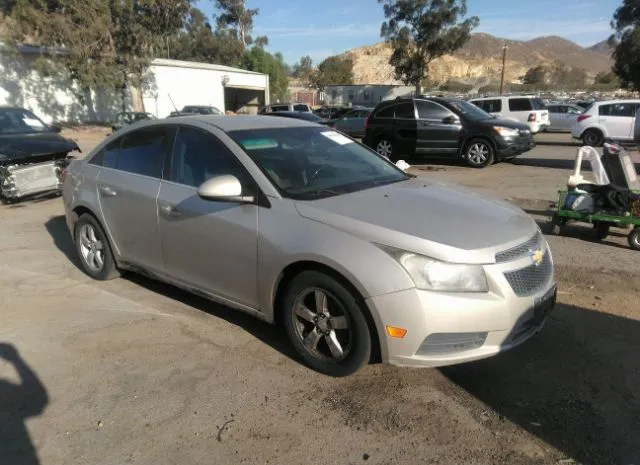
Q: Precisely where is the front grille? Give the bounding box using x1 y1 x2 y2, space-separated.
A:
504 251 553 297
495 232 542 263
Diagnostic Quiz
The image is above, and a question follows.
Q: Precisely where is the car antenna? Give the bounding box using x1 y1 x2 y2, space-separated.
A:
168 94 178 112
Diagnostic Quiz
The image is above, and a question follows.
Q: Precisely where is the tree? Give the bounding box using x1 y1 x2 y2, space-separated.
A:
292 55 314 87
6 0 191 109
243 46 288 101
379 0 478 95
610 0 640 90
170 7 244 66
522 66 547 86
214 0 267 49
312 56 354 90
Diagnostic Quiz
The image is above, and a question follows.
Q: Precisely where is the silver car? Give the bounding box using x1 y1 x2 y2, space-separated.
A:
62 116 556 376
546 104 584 132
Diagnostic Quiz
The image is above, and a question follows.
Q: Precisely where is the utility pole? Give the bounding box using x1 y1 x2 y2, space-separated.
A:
499 44 508 95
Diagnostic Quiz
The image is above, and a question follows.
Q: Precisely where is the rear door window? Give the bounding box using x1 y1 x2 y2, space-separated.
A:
394 102 416 119
475 99 502 113
293 104 309 112
270 105 289 112
509 98 533 112
116 127 173 178
600 103 635 117
416 100 453 120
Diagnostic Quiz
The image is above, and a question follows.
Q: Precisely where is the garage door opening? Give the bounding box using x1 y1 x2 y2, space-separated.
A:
224 87 265 115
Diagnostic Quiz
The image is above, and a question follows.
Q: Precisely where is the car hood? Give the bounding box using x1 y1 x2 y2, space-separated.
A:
482 117 530 130
294 178 538 264
0 132 80 164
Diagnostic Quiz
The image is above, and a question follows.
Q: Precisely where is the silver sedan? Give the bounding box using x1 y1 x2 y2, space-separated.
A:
62 116 556 376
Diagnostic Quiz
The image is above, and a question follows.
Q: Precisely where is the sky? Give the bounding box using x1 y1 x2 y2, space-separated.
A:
194 0 620 65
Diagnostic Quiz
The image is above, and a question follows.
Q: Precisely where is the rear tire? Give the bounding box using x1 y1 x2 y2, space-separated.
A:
375 137 396 161
464 139 494 168
582 129 604 147
281 271 372 377
74 214 120 281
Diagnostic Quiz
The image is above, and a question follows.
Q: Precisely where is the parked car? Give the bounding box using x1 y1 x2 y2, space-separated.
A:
261 111 328 123
112 112 155 132
363 97 534 168
314 106 355 120
259 103 312 114
571 99 640 146
62 115 555 376
326 108 372 138
469 96 550 133
168 106 223 117
545 104 583 132
0 106 79 202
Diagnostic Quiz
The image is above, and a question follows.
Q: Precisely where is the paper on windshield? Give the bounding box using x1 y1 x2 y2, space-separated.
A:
22 117 45 128
321 131 352 145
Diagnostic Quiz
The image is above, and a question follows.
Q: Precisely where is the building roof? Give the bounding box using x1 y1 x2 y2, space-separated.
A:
151 58 266 76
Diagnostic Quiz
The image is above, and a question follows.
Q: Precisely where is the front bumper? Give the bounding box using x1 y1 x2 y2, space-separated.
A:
366 250 556 368
497 136 535 159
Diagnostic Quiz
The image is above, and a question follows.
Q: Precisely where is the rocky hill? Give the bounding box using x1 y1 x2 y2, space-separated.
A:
341 33 613 86
588 39 614 56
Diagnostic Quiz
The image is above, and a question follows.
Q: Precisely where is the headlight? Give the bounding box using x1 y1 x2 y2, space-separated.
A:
382 247 488 292
493 126 519 137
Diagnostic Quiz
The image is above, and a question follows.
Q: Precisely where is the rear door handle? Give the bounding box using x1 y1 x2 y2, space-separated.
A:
99 186 117 197
160 204 181 217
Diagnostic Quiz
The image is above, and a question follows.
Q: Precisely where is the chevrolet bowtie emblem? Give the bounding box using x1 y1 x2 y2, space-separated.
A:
529 248 545 267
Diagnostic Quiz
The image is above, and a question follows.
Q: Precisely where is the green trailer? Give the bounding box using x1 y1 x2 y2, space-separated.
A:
549 190 640 250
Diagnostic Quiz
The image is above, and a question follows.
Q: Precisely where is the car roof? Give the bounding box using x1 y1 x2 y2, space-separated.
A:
155 115 318 131
592 99 640 105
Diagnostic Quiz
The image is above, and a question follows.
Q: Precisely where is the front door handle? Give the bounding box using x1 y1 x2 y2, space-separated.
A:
160 204 181 217
99 186 117 197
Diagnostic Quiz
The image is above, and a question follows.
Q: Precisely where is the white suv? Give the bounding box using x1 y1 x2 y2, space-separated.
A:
571 100 640 146
469 96 550 133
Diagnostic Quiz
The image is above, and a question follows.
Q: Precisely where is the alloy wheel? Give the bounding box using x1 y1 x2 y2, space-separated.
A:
376 140 393 159
468 143 489 165
291 287 352 362
78 223 105 272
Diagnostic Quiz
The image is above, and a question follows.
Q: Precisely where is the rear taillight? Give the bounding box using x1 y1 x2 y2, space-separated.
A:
577 114 592 123
528 113 537 122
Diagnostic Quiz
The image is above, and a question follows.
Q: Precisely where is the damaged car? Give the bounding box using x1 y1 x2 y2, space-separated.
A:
0 107 80 202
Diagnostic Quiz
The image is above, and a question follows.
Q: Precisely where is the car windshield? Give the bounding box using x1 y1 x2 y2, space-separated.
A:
228 127 410 200
450 100 494 120
0 108 51 134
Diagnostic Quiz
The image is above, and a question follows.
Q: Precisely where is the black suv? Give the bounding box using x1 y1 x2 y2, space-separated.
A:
363 97 535 168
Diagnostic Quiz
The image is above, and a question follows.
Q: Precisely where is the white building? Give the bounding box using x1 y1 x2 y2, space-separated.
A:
143 59 269 118
0 44 270 123
324 84 416 107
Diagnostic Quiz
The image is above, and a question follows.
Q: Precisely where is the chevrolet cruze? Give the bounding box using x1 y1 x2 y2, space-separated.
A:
62 116 556 376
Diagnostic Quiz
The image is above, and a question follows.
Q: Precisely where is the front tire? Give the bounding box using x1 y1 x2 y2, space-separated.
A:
281 271 372 377
74 214 120 280
464 139 495 168
582 129 604 147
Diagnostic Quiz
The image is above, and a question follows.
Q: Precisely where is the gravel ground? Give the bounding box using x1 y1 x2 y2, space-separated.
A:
0 131 638 465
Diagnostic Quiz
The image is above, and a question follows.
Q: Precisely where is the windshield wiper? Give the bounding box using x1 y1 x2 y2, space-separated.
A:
291 188 345 199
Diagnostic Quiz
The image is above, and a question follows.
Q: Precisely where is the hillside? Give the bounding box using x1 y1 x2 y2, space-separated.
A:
341 33 614 86
588 39 614 56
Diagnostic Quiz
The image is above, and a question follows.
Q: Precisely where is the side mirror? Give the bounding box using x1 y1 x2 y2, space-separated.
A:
197 175 254 203
442 115 459 124
50 124 62 133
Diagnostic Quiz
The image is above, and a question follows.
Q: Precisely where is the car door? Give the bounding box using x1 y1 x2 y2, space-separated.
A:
334 110 362 136
96 126 172 272
564 106 583 131
547 105 560 130
157 125 259 308
599 103 636 140
415 100 461 155
392 102 418 155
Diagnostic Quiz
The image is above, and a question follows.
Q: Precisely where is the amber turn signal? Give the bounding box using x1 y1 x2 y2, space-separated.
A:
385 326 407 339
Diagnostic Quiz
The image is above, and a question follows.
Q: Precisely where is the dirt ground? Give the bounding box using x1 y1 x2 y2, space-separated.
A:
0 132 638 465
